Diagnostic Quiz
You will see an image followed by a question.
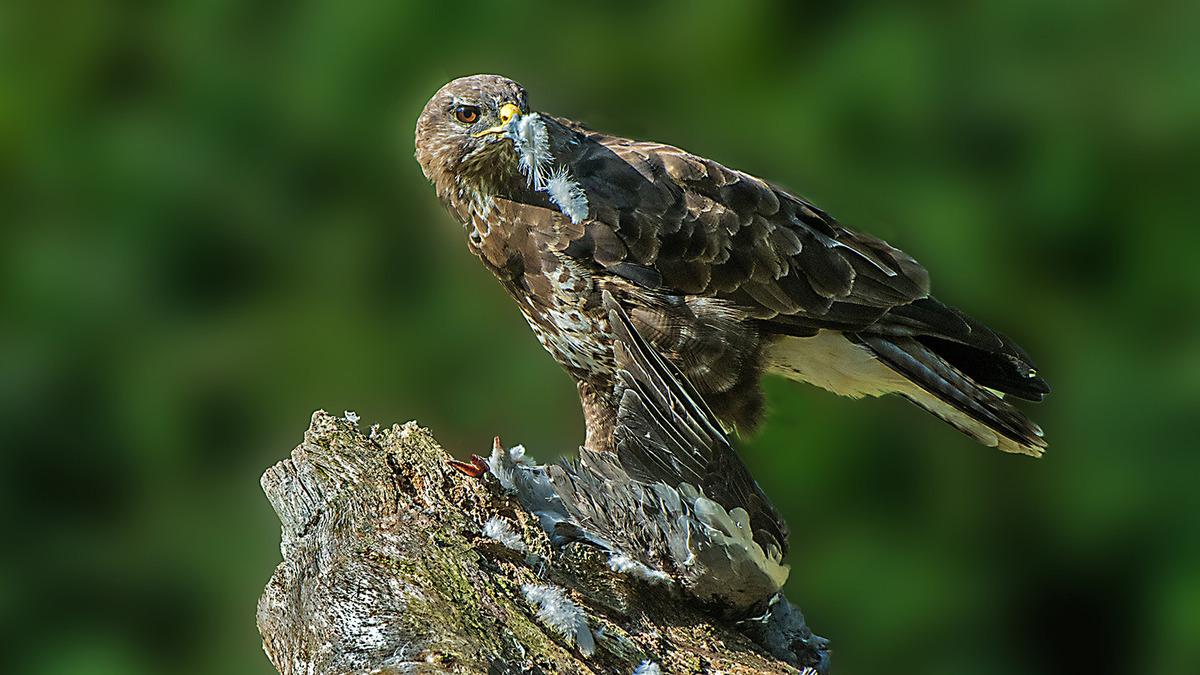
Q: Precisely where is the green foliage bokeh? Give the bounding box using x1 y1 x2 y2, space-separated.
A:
3 1 1199 674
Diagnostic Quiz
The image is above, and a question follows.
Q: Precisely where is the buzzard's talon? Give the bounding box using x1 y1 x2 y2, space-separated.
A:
448 454 490 479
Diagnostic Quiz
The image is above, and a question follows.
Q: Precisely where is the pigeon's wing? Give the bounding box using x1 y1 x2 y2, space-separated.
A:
604 291 787 556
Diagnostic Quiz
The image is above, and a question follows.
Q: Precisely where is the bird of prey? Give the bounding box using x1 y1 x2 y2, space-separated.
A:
415 74 1049 457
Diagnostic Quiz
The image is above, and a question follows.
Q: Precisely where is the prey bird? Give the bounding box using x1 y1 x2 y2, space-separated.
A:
415 74 1049 457
462 292 828 669
479 292 791 610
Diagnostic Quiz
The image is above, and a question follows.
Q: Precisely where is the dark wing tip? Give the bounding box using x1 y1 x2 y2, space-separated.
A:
860 334 1048 455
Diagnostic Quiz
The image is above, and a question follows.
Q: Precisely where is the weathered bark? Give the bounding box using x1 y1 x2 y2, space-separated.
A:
258 410 816 674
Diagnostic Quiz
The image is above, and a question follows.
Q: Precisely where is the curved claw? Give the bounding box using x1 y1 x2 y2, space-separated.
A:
448 454 490 478
449 437 506 478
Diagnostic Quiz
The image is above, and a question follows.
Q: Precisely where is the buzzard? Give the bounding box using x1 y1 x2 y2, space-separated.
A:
415 75 1049 457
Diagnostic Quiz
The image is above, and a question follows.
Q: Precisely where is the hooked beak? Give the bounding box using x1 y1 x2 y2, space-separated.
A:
472 103 521 138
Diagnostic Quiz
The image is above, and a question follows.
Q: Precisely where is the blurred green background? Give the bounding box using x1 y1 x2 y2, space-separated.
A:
3 0 1198 673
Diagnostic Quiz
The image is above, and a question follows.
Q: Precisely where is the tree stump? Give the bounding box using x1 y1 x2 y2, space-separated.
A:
257 410 822 674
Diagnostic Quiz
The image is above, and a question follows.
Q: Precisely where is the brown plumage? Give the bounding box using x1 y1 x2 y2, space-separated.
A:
415 74 1050 457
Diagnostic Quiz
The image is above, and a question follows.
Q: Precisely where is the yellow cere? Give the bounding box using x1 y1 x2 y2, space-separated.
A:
472 103 522 138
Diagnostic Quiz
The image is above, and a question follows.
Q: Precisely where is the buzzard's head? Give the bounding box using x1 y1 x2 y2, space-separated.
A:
415 75 531 209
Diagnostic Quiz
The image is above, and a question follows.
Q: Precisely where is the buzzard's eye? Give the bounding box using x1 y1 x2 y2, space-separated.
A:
454 105 480 125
